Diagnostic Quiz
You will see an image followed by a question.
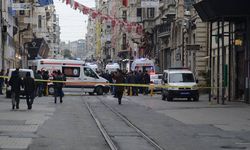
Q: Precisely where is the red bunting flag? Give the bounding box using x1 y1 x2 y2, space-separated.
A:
112 20 116 27
91 11 98 19
101 16 108 22
74 2 79 10
82 6 90 14
122 0 128 7
61 0 143 35
66 0 70 5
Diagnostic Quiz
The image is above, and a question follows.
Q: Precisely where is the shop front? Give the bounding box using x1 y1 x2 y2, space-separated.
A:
194 0 250 103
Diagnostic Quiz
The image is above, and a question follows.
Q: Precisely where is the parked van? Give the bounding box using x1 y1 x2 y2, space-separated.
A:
29 59 109 95
161 68 199 101
131 58 155 74
105 63 120 73
6 69 34 98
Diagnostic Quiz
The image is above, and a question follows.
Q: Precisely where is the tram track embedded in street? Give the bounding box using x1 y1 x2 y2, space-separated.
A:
82 95 165 150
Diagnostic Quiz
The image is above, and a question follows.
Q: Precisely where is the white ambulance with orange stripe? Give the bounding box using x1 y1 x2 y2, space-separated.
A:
29 59 109 95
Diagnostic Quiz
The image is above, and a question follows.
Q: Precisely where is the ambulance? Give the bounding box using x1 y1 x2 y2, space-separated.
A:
105 63 120 73
29 59 109 95
131 58 155 74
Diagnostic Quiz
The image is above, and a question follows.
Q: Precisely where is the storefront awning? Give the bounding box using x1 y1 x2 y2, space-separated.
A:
193 0 250 22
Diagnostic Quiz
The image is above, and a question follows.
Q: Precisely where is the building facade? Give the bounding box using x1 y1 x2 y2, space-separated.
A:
0 0 58 70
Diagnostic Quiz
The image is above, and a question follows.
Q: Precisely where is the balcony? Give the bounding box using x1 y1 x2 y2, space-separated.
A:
158 22 171 38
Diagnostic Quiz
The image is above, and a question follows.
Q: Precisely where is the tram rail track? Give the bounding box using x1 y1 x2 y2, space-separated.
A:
82 95 165 150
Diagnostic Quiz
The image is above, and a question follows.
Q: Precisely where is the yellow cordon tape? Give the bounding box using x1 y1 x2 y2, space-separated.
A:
0 75 215 89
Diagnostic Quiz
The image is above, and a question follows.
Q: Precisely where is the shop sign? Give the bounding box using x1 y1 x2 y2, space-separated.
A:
12 3 31 10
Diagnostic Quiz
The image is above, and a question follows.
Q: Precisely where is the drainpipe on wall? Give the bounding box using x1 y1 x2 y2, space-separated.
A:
246 17 250 103
0 0 3 70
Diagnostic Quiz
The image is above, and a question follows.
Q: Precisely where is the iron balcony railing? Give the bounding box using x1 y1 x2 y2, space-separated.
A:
158 22 171 37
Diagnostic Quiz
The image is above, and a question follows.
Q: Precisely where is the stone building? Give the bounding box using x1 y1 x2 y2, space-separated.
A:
194 0 250 103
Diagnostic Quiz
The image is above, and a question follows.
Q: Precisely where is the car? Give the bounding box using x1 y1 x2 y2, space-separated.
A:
161 68 199 101
150 74 163 93
6 69 35 98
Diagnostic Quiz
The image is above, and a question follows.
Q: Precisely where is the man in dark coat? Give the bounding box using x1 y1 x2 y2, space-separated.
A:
23 72 35 110
9 69 23 110
53 70 65 103
0 69 4 95
114 69 125 105
143 71 151 95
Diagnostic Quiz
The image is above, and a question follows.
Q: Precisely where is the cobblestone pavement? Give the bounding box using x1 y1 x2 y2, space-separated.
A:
0 95 55 149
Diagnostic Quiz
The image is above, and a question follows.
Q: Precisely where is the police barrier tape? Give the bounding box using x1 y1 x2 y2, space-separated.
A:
0 75 215 89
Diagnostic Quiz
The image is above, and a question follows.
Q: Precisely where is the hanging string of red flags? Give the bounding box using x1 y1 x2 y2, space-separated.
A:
59 0 143 35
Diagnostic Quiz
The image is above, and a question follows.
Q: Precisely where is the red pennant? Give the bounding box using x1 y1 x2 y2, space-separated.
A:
66 0 70 5
112 20 116 27
74 2 79 10
82 6 90 14
101 16 108 22
91 11 98 19
122 0 128 7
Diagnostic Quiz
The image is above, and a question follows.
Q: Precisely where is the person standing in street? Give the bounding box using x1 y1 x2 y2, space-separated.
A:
9 69 23 110
23 72 35 110
114 69 125 105
53 70 65 103
143 70 151 95
42 70 49 96
34 70 43 97
0 69 5 95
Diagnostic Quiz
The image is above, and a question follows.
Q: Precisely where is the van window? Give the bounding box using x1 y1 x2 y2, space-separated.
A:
169 73 194 83
62 67 80 77
84 68 98 78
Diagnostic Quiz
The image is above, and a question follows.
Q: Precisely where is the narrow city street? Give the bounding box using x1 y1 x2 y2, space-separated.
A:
0 89 249 150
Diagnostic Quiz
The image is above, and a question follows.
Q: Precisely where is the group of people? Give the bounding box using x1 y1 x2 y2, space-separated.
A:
100 69 151 105
8 68 35 110
3 68 66 110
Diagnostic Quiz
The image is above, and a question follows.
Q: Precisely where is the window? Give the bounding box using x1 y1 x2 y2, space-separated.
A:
20 0 25 15
147 8 155 18
62 67 80 77
38 15 42 28
137 8 142 17
169 73 195 83
84 67 98 78
122 10 127 21
122 34 127 50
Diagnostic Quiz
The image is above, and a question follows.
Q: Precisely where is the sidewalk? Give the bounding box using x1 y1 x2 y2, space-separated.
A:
125 94 250 131
0 95 55 149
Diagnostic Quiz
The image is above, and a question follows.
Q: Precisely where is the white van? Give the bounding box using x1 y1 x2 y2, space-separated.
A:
6 69 34 98
86 62 98 72
29 59 109 95
105 63 120 73
161 68 199 101
131 58 155 74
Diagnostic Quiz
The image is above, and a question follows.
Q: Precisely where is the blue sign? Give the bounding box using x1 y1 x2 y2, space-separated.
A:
38 0 54 7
